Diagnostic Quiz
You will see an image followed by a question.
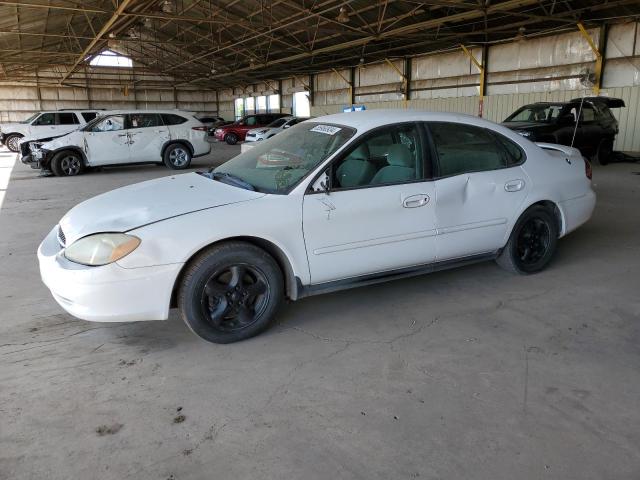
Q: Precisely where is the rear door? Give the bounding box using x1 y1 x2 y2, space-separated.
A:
302 122 437 284
428 122 530 261
83 114 130 166
127 113 169 162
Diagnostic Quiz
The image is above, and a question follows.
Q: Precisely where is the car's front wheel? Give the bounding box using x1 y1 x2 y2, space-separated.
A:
50 151 84 177
224 133 239 145
178 242 284 343
5 134 23 153
496 205 558 274
164 143 192 169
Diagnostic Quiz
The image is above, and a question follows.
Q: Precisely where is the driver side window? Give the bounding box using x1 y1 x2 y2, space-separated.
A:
92 115 126 132
330 123 424 190
32 113 55 126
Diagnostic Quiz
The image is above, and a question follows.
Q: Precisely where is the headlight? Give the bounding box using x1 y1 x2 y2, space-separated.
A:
215 129 222 134
64 233 141 266
517 131 532 138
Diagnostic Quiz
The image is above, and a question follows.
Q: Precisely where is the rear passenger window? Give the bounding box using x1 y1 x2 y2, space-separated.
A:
81 112 98 122
130 113 162 128
493 132 525 166
57 113 79 125
161 114 187 125
429 123 508 177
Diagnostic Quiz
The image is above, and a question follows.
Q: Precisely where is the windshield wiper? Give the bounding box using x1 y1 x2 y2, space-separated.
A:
209 171 255 191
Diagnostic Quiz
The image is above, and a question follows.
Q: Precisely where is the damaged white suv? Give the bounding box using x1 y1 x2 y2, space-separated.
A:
21 110 210 176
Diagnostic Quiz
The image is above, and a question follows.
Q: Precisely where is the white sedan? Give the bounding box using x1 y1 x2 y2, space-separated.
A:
38 110 596 343
244 116 308 142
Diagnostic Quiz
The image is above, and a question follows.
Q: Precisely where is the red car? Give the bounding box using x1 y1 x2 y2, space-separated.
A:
213 113 290 145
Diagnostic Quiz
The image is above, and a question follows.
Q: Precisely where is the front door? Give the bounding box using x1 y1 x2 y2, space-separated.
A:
302 122 437 284
127 113 170 163
83 114 130 166
428 122 530 261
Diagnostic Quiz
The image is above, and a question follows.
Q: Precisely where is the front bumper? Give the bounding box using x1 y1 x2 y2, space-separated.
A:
38 227 182 322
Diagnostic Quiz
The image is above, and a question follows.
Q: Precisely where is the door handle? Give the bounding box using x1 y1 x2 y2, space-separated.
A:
118 133 128 137
402 194 430 208
504 179 525 192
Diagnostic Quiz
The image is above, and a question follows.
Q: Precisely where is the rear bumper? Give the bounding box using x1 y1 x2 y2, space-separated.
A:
559 189 596 236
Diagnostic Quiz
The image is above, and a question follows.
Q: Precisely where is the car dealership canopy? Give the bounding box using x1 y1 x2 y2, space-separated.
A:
1 0 639 88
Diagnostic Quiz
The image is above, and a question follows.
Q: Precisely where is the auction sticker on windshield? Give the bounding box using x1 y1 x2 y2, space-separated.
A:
310 125 342 135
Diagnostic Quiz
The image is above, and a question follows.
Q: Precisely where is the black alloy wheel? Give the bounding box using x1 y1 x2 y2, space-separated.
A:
201 264 270 332
178 242 284 343
515 217 551 267
496 205 558 274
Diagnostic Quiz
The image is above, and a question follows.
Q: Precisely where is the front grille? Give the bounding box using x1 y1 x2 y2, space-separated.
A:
57 226 66 248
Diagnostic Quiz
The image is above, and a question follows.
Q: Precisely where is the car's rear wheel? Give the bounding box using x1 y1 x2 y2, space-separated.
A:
225 133 238 145
164 143 192 169
496 205 558 274
178 242 284 344
5 134 22 153
50 151 84 177
596 138 613 165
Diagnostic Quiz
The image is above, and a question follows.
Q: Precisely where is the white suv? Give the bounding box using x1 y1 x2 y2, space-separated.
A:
21 110 211 176
0 110 102 152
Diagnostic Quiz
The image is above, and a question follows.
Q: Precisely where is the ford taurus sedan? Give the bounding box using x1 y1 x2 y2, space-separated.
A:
38 110 596 343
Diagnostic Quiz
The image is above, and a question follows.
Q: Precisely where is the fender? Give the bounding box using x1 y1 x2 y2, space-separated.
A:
41 146 88 168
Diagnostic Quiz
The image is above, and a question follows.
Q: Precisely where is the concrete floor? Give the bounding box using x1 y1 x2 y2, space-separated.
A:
1 145 639 480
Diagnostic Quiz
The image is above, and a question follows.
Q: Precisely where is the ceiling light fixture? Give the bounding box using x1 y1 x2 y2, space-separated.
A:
161 0 176 14
336 6 350 23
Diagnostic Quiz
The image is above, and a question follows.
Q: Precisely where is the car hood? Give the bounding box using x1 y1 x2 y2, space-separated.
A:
40 130 83 150
59 172 265 245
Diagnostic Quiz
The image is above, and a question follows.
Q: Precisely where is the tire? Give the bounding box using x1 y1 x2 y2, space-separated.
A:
163 143 192 169
178 242 284 344
596 138 613 166
496 205 558 275
50 150 84 177
5 134 22 153
224 133 238 145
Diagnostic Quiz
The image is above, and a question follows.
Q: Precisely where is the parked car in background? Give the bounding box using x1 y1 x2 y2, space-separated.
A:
245 116 311 142
0 109 104 152
207 121 233 137
21 110 210 176
502 97 625 165
195 115 226 129
213 113 290 145
38 110 595 343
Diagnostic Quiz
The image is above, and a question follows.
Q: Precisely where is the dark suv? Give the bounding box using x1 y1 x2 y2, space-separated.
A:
502 97 625 164
213 113 290 145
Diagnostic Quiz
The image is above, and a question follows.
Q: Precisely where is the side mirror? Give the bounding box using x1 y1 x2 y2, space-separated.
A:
311 171 330 194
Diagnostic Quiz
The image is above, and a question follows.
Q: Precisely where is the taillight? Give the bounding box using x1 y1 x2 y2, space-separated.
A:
584 157 592 180
192 126 208 131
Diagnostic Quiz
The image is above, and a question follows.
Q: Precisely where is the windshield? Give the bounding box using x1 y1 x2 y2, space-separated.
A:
21 113 40 124
267 117 290 128
504 104 564 123
212 122 355 194
82 114 109 131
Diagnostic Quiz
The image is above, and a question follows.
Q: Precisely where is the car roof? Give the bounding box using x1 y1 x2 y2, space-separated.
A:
310 109 503 132
98 110 196 115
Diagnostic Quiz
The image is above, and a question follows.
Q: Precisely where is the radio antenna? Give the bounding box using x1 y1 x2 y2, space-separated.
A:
570 96 585 149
